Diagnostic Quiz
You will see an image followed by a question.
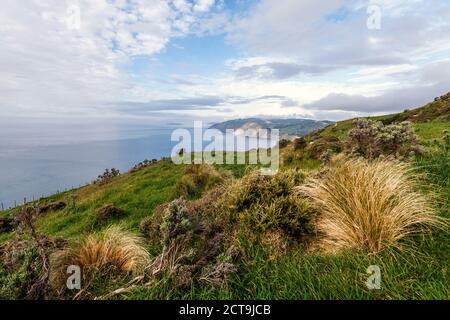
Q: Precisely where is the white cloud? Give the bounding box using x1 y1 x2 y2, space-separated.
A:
0 0 225 117
228 0 450 69
1 0 450 121
193 0 215 13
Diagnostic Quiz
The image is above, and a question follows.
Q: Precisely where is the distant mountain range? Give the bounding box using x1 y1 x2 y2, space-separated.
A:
210 118 334 138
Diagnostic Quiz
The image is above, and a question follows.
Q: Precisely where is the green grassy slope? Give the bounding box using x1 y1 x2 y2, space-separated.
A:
310 92 450 142
1 96 449 300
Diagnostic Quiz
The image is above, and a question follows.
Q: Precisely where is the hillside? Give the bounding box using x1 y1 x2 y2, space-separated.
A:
0 95 449 300
210 118 334 138
310 91 450 143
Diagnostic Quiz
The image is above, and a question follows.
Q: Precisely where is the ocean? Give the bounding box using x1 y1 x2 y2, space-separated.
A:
0 119 177 209
0 118 277 209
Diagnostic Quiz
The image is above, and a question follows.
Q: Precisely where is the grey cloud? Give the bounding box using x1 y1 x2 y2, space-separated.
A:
304 83 450 113
235 62 337 80
109 94 297 114
304 60 450 113
110 96 226 113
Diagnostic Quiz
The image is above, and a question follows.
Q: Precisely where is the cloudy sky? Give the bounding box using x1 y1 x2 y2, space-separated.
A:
1 0 450 122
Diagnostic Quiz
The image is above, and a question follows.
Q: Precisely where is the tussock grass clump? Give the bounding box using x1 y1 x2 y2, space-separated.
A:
52 226 150 289
220 169 315 237
176 164 229 198
300 159 443 254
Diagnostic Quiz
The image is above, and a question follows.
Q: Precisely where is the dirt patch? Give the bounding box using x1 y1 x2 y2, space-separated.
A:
0 218 15 233
39 201 66 214
95 204 126 221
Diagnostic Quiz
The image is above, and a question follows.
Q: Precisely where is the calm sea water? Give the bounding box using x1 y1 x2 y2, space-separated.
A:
0 119 177 209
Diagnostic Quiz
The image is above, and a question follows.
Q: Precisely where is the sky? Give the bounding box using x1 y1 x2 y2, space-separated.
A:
1 0 450 123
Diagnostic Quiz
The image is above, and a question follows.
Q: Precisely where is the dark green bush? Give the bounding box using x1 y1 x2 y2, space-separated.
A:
305 136 343 159
279 139 292 149
0 244 39 299
176 164 228 199
294 137 307 150
284 153 294 165
219 169 315 237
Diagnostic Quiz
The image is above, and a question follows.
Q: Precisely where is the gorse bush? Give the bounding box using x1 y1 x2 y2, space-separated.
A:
305 136 343 159
220 169 316 237
348 119 420 159
294 137 307 150
93 168 120 185
300 159 442 254
176 164 228 199
284 153 294 165
0 243 41 299
278 139 291 149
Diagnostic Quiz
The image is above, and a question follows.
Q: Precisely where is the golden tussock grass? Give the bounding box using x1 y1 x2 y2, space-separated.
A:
299 159 444 254
52 226 150 278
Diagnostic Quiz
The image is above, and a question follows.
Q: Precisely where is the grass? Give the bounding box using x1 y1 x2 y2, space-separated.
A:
33 159 184 238
413 121 450 143
125 228 449 300
1 107 449 300
52 225 149 277
299 159 443 254
2 146 449 300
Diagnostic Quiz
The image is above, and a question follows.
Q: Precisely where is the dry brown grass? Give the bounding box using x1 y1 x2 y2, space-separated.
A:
299 159 443 254
52 226 150 281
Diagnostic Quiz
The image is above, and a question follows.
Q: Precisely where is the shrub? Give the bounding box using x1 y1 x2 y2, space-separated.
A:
51 226 150 292
0 206 67 299
278 139 291 149
148 198 234 288
130 159 158 172
219 169 316 237
0 243 41 299
139 203 169 240
93 168 120 185
319 149 334 165
299 159 443 254
305 136 343 159
284 153 294 165
348 119 419 159
176 164 228 198
293 137 307 150
0 218 14 234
